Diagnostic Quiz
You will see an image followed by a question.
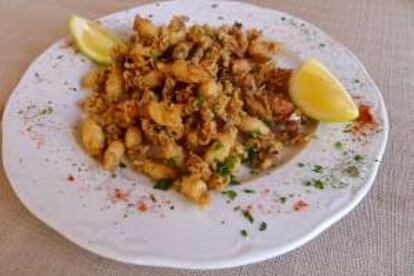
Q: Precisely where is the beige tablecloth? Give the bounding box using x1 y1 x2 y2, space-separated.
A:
0 0 413 275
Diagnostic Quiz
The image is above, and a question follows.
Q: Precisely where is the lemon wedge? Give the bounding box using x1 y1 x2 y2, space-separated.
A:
289 58 359 122
68 15 126 64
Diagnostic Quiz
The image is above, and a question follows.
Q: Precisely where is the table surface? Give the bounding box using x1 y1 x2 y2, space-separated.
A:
0 0 413 275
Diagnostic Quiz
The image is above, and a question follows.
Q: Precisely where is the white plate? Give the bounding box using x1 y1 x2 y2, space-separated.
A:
2 0 388 269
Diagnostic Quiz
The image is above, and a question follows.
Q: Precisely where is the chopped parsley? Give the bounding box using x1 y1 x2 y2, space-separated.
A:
154 178 173 190
196 94 204 107
166 157 177 167
280 196 287 204
216 161 231 176
243 144 258 167
298 162 305 168
39 106 53 116
222 190 237 200
214 141 224 151
344 166 360 177
247 129 261 139
263 118 275 128
240 229 248 237
334 141 345 150
312 165 324 173
215 157 237 176
243 189 256 194
229 174 240 185
149 49 160 60
259 222 267 231
304 179 326 190
354 154 364 162
312 179 326 189
242 210 254 223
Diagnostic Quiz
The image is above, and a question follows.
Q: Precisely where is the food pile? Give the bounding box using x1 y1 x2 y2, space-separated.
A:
80 16 311 205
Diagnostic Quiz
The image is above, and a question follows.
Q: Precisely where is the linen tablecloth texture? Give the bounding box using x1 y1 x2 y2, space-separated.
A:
0 0 413 275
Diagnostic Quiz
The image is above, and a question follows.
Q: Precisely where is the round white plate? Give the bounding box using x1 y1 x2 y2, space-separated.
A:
2 0 388 269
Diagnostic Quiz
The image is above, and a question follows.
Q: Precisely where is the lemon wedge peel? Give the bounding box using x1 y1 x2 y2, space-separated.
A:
68 15 126 64
289 58 359 123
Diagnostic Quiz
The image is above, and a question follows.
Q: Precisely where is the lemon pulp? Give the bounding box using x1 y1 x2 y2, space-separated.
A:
68 15 126 64
289 58 359 122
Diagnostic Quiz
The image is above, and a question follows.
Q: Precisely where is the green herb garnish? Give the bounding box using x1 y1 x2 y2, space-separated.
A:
263 118 275 128
334 141 345 150
229 174 240 185
304 179 326 190
298 162 305 168
354 155 364 162
215 157 237 176
222 190 237 200
149 49 160 60
166 157 177 167
259 222 267 231
243 144 258 167
240 229 248 237
243 189 256 194
154 178 173 190
196 94 204 107
280 196 287 204
312 165 324 173
344 166 360 177
313 179 326 189
39 106 53 116
214 141 224 151
248 129 261 139
242 210 254 223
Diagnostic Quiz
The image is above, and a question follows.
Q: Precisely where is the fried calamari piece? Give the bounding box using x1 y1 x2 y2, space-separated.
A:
167 60 210 83
103 141 125 171
186 153 212 181
81 117 105 157
179 174 209 205
134 159 178 180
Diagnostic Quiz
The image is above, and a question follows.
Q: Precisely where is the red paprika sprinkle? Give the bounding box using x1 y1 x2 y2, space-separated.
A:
136 201 148 212
112 188 128 202
352 104 376 136
357 104 374 126
67 175 75 182
293 200 309 211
